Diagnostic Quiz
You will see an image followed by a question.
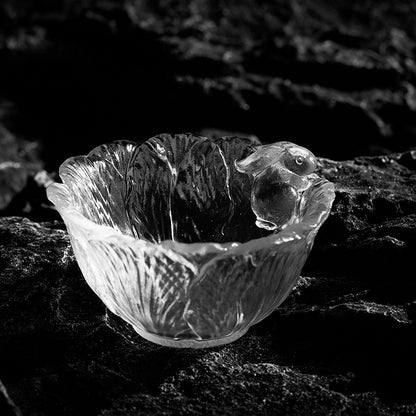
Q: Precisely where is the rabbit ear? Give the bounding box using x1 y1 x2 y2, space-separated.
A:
235 148 266 174
234 144 284 175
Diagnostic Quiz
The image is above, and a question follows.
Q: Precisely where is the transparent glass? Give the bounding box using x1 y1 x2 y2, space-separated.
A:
47 134 335 348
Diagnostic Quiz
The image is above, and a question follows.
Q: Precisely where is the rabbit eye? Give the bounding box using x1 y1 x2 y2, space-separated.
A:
295 156 304 165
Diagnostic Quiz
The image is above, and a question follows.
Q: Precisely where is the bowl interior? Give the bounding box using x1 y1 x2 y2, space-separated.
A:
58 134 330 244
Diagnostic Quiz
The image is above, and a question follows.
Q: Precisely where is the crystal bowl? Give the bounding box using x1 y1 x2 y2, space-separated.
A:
47 134 335 348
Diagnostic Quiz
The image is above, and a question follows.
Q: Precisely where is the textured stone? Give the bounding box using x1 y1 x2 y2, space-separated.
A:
0 0 415 165
0 148 415 415
0 125 42 212
306 151 416 281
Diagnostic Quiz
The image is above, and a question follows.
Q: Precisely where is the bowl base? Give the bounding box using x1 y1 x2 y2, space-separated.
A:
136 328 249 348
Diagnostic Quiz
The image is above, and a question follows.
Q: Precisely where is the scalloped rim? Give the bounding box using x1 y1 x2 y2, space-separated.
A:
46 138 335 257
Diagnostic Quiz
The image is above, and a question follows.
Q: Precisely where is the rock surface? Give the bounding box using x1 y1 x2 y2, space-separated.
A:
0 0 416 166
0 124 42 212
0 150 415 415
